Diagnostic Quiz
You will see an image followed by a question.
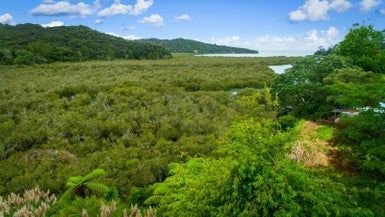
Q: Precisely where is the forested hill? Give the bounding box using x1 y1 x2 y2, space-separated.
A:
138 38 259 54
0 24 171 65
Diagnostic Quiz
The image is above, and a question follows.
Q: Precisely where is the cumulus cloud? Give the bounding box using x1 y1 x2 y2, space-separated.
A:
30 1 94 17
0 13 13 24
330 0 352 12
139 14 164 27
175 14 191 22
132 0 153 15
98 0 153 17
360 0 382 11
97 2 132 17
254 27 341 51
289 0 352 21
41 20 64 27
289 0 331 21
107 32 141 40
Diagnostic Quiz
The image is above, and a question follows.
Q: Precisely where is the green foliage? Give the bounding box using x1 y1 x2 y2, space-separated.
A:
13 49 47 65
0 56 281 198
0 48 13 64
316 125 334 141
139 38 258 54
59 169 110 204
147 120 377 216
314 46 334 56
0 23 171 65
278 115 298 130
273 25 385 119
334 25 385 73
337 111 385 177
272 55 351 118
324 67 385 108
56 196 102 217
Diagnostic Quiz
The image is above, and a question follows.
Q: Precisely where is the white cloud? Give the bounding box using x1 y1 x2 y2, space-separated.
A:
41 20 64 27
175 14 190 22
212 36 241 46
139 14 164 27
132 0 153 15
30 1 93 17
97 2 132 17
98 0 153 17
381 8 385 14
107 32 141 40
43 0 55 3
360 0 382 11
330 0 352 12
0 13 13 24
289 0 330 21
94 19 104 24
289 0 352 21
254 27 341 51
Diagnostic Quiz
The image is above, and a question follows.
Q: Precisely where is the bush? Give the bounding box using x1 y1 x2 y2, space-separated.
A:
278 115 298 130
13 50 47 65
0 48 13 64
337 111 385 177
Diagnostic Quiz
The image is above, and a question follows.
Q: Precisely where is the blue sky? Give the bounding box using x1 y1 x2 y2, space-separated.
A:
0 0 384 54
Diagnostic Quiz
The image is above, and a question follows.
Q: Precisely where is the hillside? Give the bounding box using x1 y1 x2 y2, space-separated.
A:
138 38 259 54
0 24 171 65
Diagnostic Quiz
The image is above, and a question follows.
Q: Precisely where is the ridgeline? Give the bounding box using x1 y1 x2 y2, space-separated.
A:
138 38 259 54
0 24 172 65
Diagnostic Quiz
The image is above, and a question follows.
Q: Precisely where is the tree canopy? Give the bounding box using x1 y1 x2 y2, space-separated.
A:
138 38 259 54
0 24 172 65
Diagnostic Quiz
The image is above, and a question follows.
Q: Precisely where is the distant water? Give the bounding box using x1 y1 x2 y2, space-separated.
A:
196 50 311 57
269 64 292 74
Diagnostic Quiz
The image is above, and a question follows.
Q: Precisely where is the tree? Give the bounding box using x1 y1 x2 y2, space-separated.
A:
146 120 374 216
314 46 334 56
59 169 110 204
0 23 172 65
13 49 47 65
0 48 13 64
334 25 385 73
324 67 385 108
337 111 385 177
272 55 351 118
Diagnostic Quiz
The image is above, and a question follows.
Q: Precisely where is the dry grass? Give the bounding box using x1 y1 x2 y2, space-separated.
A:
0 187 57 217
289 121 335 168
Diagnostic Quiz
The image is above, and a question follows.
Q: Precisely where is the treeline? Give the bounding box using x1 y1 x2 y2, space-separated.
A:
0 24 171 65
138 38 259 54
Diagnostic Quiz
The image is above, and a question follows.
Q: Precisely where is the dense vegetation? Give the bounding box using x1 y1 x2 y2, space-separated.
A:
0 24 171 65
1 24 385 216
138 38 259 54
0 55 290 198
272 25 385 177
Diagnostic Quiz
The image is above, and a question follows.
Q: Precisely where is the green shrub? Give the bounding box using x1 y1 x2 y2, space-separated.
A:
13 50 47 65
0 48 13 64
278 115 298 130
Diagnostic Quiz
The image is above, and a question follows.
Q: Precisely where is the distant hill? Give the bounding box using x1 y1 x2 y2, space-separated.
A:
0 24 171 65
138 38 259 54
